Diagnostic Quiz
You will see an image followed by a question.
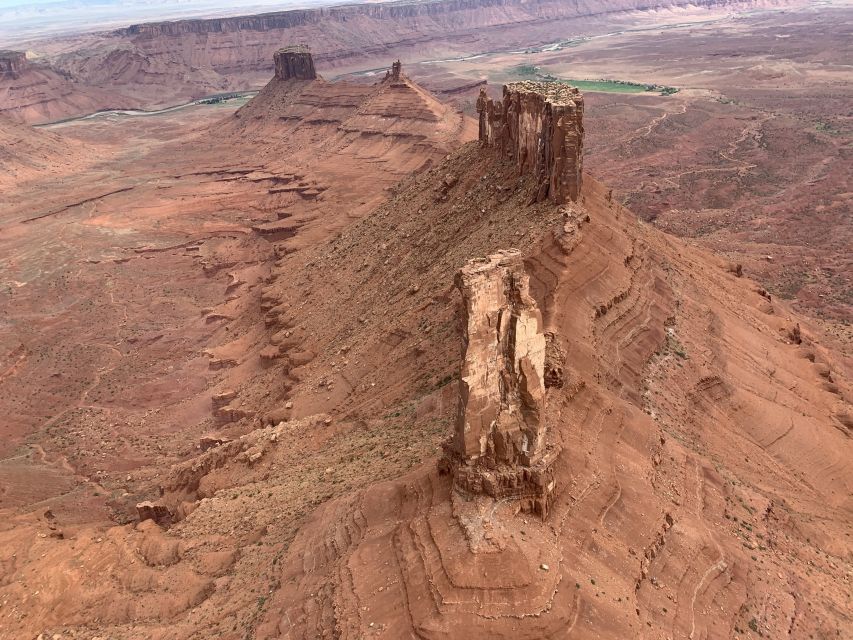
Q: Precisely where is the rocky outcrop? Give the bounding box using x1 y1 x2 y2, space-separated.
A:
273 45 317 81
136 501 173 526
0 51 27 78
440 249 558 517
385 59 403 82
477 81 584 203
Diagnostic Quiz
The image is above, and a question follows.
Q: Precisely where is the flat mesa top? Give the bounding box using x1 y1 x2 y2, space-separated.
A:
277 45 310 54
506 81 582 104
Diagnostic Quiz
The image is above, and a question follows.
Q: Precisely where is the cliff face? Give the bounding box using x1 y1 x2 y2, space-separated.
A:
117 0 765 38
0 52 124 124
118 0 589 37
0 51 27 78
478 82 584 203
273 46 317 80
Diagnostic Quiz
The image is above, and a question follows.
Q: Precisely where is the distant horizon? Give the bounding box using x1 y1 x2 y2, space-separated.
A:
0 0 348 46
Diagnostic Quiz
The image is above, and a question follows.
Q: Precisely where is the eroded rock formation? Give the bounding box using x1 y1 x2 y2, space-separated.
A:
0 51 27 79
385 59 403 82
136 501 173 526
441 249 558 517
477 81 584 203
273 45 317 81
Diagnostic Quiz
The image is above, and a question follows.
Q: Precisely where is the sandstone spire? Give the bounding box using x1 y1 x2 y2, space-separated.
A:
477 81 584 203
385 59 403 82
441 249 558 517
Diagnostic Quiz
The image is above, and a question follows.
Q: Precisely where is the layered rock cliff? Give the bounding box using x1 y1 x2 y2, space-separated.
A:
242 77 851 638
117 0 781 38
273 45 316 81
478 81 584 203
0 51 27 78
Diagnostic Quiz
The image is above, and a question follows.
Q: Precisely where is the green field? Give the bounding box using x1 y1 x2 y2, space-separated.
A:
561 79 649 93
512 66 678 95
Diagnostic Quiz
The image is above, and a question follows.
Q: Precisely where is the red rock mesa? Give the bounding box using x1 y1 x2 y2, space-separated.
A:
273 44 317 80
477 81 584 203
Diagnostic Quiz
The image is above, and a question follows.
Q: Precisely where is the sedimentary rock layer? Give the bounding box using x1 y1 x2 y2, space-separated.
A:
477 81 584 203
273 45 317 81
453 249 546 462
440 248 557 516
0 51 27 78
2 0 798 122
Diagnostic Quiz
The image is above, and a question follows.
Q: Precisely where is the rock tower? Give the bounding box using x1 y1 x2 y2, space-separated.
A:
441 249 558 517
0 51 27 79
273 45 317 81
385 59 403 83
477 81 584 203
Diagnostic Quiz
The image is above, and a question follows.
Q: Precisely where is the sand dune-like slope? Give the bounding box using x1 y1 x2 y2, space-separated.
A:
0 114 86 187
0 51 125 125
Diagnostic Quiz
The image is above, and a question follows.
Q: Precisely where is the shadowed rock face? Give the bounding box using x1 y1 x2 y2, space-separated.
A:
273 46 317 80
477 81 584 203
442 249 557 517
385 59 403 82
0 51 27 78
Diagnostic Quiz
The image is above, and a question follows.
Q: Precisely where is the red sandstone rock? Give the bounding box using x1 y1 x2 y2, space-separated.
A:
199 435 232 451
273 45 317 81
441 249 557 517
211 390 237 408
477 82 584 203
136 501 173 526
0 51 27 79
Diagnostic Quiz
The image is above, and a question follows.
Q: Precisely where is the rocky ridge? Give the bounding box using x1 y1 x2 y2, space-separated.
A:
0 62 849 639
243 80 851 638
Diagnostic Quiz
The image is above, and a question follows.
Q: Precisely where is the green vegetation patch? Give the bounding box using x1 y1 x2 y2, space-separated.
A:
510 66 678 95
561 79 649 93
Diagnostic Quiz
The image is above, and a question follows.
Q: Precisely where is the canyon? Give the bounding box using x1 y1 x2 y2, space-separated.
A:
0 0 805 123
2 0 847 330
0 5 850 640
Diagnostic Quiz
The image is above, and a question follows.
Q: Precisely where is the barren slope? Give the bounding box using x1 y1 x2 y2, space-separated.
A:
0 72 848 640
249 135 853 640
0 114 87 187
0 50 125 124
402 4 852 328
0 66 475 639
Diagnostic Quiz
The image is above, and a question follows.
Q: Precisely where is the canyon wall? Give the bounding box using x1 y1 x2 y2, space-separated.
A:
273 46 317 81
441 249 557 517
56 0 785 85
117 0 778 38
4 0 794 122
478 81 584 203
